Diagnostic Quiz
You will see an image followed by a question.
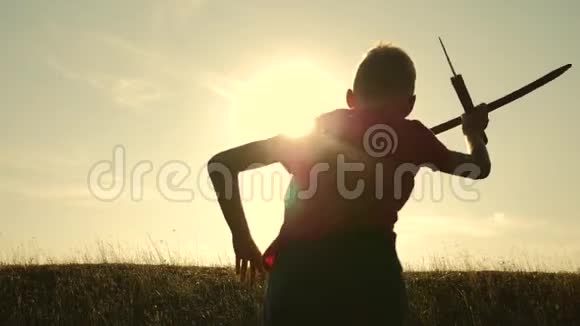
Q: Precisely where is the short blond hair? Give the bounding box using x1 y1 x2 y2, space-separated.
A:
353 43 416 98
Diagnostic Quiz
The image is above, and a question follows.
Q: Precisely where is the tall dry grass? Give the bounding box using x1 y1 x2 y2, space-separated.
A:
1 244 579 325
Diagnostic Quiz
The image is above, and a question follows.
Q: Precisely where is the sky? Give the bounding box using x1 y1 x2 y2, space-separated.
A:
1 0 579 270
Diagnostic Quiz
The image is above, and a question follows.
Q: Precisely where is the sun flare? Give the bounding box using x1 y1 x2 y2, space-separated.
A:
231 59 343 140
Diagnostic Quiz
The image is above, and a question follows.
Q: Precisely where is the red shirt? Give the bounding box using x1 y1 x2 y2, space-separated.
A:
263 108 450 269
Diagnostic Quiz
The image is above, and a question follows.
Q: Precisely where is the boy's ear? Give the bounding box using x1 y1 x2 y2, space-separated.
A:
346 89 356 109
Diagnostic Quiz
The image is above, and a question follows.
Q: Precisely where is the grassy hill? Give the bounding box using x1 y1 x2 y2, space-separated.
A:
0 264 579 325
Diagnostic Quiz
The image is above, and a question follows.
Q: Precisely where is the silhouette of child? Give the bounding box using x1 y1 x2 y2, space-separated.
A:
208 43 491 325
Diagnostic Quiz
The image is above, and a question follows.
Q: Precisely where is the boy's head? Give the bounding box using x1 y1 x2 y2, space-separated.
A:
347 43 416 118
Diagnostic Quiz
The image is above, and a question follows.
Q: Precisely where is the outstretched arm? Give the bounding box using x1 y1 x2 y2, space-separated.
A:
438 104 491 179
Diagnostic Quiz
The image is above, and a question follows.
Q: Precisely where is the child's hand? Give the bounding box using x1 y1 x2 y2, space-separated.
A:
232 233 265 284
461 103 489 136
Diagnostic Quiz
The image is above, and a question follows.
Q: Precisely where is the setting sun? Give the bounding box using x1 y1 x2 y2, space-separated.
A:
230 59 343 140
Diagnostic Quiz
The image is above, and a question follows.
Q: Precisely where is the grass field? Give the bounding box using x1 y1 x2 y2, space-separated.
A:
0 264 579 325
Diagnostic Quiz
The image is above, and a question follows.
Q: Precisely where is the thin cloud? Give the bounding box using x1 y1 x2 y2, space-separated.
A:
47 59 165 110
43 23 238 108
111 78 164 108
42 28 193 110
199 71 241 102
